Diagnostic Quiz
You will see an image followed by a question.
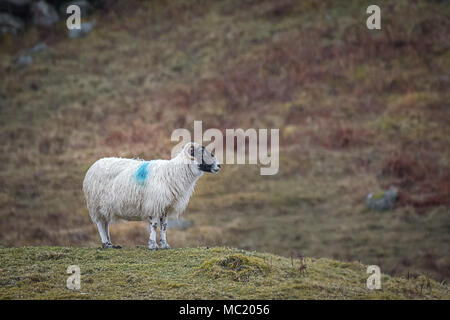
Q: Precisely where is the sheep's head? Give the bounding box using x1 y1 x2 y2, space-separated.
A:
183 142 221 174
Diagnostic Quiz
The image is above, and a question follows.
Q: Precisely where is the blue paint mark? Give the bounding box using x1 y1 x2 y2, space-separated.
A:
135 161 152 184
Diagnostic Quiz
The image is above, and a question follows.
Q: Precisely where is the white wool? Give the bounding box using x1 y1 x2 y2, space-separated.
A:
82 148 203 225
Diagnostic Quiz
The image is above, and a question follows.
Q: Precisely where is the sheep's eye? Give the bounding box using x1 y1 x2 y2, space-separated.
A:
190 146 195 157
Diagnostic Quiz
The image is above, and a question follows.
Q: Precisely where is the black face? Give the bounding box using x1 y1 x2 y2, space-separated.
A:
198 162 213 172
190 145 220 173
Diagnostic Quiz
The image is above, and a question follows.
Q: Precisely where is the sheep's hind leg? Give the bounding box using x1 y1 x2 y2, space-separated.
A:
106 223 121 249
96 220 111 248
159 215 170 249
148 217 159 250
97 220 121 249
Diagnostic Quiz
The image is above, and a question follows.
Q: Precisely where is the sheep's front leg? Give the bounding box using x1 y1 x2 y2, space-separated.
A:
148 217 159 250
159 215 170 249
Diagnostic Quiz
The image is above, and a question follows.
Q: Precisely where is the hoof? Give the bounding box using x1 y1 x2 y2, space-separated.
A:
102 242 121 249
148 240 159 251
102 242 113 249
160 242 171 250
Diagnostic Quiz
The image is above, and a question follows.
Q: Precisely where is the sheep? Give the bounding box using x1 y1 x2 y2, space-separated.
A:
82 142 221 250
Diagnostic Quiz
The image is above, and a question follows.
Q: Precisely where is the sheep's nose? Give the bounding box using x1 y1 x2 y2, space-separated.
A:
217 164 221 168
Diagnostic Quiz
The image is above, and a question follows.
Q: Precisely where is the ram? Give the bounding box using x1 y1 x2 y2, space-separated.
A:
82 143 221 250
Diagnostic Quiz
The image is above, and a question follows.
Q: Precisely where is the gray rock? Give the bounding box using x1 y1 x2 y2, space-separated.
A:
28 42 48 53
366 186 398 211
31 0 59 27
0 13 25 35
60 0 94 18
68 20 95 38
15 54 32 66
13 42 48 68
167 217 194 230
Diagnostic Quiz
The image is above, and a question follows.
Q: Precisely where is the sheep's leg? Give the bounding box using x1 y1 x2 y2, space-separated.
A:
106 223 122 249
97 220 111 248
97 220 121 249
159 215 170 249
148 217 159 250
105 225 111 244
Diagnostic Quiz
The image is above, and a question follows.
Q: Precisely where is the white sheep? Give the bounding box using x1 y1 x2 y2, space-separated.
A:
82 142 221 250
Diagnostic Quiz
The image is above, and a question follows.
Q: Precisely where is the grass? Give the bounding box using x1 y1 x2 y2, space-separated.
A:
0 0 449 288
0 246 448 299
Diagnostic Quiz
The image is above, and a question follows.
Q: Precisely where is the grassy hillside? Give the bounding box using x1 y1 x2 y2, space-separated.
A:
0 0 449 285
0 246 448 299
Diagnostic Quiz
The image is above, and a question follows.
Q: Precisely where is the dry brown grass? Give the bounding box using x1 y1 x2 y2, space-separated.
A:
0 0 449 282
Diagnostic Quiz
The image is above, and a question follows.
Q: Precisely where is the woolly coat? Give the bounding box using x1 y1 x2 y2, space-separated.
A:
83 151 202 224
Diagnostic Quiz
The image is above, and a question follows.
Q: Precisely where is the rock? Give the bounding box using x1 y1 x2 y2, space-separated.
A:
0 13 25 35
31 0 59 27
60 0 94 18
167 217 194 230
366 186 398 211
15 54 32 67
68 20 95 38
28 42 48 53
13 42 48 68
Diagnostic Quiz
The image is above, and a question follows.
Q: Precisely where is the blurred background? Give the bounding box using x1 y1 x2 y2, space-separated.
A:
0 0 449 282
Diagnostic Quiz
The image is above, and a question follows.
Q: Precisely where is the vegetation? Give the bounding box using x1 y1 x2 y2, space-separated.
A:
0 246 448 299
0 0 449 291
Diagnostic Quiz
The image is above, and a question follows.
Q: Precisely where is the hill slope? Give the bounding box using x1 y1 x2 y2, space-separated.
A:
1 0 449 282
0 246 447 299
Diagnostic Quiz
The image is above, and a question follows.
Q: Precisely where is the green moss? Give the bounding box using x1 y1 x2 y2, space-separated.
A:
371 191 385 200
199 253 271 282
0 246 448 300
